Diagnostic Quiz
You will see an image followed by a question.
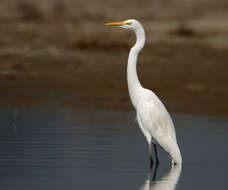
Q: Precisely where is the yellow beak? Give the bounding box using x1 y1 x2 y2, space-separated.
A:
105 21 130 26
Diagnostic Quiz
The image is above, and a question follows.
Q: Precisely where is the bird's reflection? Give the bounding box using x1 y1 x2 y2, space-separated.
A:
139 164 182 190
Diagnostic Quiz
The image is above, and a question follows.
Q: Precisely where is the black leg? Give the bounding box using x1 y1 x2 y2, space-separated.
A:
150 156 154 169
152 163 159 181
148 141 154 169
153 143 159 164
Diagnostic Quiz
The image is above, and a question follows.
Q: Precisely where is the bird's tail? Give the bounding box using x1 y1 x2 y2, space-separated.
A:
169 142 182 165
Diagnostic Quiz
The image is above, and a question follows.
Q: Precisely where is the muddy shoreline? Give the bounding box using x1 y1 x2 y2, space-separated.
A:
0 31 227 116
0 0 228 116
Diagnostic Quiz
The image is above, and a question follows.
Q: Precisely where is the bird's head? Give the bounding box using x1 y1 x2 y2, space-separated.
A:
105 19 141 31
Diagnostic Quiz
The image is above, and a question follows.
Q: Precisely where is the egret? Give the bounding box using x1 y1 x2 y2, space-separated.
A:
105 19 182 166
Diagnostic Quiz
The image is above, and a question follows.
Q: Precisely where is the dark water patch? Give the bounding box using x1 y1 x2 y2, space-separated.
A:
0 108 227 189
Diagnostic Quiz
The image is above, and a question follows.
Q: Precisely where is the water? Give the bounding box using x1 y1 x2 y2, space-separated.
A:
0 107 228 190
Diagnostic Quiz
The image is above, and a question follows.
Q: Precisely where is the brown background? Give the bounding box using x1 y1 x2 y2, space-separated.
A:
0 0 228 115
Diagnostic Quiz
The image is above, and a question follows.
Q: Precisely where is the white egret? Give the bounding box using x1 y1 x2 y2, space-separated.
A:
105 19 182 166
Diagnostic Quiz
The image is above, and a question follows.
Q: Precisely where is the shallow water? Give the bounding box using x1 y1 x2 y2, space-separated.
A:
0 107 228 190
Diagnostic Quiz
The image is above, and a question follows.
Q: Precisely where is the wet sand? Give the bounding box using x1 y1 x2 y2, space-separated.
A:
0 1 228 116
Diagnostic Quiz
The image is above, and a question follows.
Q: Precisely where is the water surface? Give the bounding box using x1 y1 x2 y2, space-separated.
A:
0 107 227 190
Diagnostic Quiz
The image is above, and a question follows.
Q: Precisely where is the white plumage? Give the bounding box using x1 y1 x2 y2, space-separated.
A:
106 19 182 166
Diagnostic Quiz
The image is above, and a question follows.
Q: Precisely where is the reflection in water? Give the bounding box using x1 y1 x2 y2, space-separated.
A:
0 108 228 190
11 108 19 136
140 165 182 190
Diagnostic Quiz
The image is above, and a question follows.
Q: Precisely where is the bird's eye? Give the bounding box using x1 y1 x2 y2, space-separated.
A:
125 22 132 25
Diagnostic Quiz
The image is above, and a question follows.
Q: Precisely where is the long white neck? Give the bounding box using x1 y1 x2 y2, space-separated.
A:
127 24 145 106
